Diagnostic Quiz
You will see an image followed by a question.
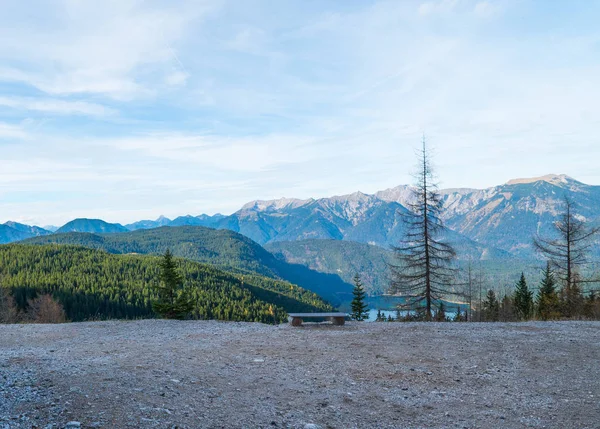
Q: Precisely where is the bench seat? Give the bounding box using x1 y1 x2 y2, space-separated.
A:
288 312 348 326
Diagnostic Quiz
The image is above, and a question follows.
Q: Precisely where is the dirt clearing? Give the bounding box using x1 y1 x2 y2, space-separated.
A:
1 320 599 429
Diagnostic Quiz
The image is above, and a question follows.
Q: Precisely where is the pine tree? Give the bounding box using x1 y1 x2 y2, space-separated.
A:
434 301 446 321
453 306 463 322
152 249 194 319
350 274 369 321
389 136 457 320
499 294 515 322
514 273 533 321
376 309 384 321
536 262 560 320
482 290 499 322
559 272 585 318
584 290 600 319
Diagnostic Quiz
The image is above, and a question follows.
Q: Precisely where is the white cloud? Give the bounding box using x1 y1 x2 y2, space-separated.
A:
418 0 460 16
473 1 499 17
102 132 320 173
0 96 116 116
1 0 600 225
0 122 29 140
165 70 190 86
0 0 214 99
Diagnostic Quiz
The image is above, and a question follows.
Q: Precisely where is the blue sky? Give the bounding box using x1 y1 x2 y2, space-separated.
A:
1 0 600 226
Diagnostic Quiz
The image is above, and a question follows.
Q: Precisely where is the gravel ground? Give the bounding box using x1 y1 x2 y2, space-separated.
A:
1 320 599 429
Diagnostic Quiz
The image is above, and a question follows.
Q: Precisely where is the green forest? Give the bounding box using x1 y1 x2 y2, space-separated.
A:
24 226 354 304
0 244 332 323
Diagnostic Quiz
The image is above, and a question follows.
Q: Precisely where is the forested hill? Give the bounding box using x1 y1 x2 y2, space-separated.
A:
0 244 332 323
23 226 354 305
267 239 545 296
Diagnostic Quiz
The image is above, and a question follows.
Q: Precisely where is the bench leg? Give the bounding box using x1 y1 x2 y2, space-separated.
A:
332 317 345 326
291 317 303 327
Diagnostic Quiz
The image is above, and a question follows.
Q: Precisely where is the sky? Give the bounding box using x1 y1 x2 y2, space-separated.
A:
1 0 600 226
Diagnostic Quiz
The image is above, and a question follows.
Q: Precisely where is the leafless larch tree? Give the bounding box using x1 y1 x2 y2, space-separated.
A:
389 136 457 320
534 196 599 314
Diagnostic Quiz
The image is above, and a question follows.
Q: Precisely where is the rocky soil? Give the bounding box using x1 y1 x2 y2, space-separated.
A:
1 320 599 429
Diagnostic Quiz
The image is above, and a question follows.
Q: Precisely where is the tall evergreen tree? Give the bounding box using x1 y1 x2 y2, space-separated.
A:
152 249 194 319
389 136 457 320
482 290 500 322
453 306 463 322
434 301 446 321
584 290 600 319
499 294 515 322
350 273 369 321
514 273 534 320
536 262 560 320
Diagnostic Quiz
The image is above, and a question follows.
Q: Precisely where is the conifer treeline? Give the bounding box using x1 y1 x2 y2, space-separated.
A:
475 268 599 322
0 244 332 323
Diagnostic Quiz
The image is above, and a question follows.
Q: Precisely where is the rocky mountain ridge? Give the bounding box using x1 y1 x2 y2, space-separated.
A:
4 174 599 259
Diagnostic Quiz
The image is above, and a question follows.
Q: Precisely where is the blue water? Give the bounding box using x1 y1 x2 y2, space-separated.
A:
366 308 459 321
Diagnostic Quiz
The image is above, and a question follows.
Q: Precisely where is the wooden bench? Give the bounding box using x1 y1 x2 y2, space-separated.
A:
288 312 348 326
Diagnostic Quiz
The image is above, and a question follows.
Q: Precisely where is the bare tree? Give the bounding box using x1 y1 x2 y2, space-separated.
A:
0 287 19 323
26 294 67 323
389 136 457 320
533 196 599 314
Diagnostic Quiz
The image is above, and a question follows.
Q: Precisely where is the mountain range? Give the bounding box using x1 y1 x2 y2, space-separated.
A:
4 175 599 260
3 174 600 299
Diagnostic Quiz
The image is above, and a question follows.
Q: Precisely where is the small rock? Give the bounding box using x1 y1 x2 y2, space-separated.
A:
304 424 322 429
65 422 81 429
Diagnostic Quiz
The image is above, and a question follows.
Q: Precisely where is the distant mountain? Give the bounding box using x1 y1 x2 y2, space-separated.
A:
267 239 544 297
125 215 172 231
56 218 129 234
209 191 510 260
0 224 29 244
266 239 393 295
0 222 51 244
168 214 225 228
377 174 600 258
7 173 600 268
24 226 353 305
3 221 52 237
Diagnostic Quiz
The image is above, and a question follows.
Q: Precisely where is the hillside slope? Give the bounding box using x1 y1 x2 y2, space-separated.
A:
0 244 331 322
0 224 30 244
267 239 544 297
56 218 129 234
23 226 353 304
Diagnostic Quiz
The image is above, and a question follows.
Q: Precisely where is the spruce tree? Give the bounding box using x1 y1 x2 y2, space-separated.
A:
152 249 194 319
350 274 369 321
499 294 515 322
434 301 446 321
537 262 560 320
482 290 499 322
453 306 462 322
514 273 533 321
